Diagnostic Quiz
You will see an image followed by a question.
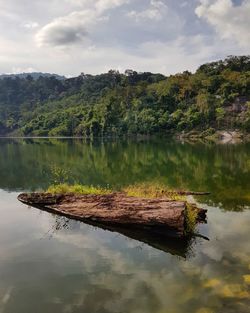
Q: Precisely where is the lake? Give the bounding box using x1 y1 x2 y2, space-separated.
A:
0 138 249 313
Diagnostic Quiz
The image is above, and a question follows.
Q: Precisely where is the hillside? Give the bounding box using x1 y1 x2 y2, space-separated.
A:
0 72 65 80
0 55 249 137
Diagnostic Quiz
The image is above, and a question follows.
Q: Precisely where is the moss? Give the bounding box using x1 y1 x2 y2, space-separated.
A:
47 184 112 195
123 183 185 201
185 203 198 235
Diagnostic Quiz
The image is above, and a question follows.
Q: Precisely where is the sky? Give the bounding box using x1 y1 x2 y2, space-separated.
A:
0 0 249 76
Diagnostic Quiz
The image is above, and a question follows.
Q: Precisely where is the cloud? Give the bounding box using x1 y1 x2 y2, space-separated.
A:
195 0 250 47
11 66 38 74
95 0 130 12
180 1 188 8
65 0 89 5
65 0 129 11
127 0 168 22
35 0 129 47
23 22 39 29
35 10 98 47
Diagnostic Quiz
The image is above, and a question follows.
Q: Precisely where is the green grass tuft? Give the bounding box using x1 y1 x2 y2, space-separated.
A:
47 184 112 195
123 183 186 201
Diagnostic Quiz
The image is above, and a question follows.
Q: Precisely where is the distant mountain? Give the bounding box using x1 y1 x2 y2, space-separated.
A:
0 72 66 80
0 55 249 137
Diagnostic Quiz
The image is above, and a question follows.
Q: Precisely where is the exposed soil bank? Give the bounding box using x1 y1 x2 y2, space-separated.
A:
18 192 207 238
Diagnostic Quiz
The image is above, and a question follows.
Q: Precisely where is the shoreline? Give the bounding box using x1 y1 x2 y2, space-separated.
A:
1 130 249 143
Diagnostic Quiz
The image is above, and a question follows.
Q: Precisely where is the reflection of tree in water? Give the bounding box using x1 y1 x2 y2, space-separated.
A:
52 216 70 232
0 138 249 210
41 216 70 240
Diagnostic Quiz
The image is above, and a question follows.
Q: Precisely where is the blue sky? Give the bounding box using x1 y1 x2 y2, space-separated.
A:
0 0 249 76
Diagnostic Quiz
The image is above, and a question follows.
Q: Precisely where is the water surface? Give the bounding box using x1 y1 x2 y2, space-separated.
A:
0 138 249 313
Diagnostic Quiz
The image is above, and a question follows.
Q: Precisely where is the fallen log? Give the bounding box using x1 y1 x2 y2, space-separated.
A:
18 192 207 238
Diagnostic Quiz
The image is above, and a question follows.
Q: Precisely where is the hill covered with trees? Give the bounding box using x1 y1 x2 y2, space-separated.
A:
0 55 249 137
0 72 65 80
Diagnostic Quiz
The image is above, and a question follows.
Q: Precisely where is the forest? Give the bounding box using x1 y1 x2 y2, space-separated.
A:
0 55 249 137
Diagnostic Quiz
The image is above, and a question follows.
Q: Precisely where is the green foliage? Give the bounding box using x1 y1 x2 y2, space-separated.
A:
0 56 249 136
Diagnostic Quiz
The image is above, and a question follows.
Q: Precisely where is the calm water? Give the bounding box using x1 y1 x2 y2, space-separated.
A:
0 138 249 313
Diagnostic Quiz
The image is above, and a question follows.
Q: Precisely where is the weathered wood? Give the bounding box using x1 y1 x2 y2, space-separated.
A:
18 192 207 238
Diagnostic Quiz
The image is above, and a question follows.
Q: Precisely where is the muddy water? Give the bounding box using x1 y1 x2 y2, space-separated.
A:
0 138 249 313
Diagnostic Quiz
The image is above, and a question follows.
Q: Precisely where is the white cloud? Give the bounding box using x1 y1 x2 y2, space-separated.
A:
195 0 250 48
35 0 129 47
23 22 39 29
65 0 129 11
95 0 130 12
11 66 38 74
127 0 168 22
35 10 100 47
65 0 89 5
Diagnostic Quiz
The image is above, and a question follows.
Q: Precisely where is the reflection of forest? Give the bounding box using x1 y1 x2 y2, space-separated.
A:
0 138 249 211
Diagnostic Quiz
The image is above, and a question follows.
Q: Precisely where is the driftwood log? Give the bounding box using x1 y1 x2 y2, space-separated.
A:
18 192 207 238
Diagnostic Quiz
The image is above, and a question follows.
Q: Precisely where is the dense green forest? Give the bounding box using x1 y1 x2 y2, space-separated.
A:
0 55 249 137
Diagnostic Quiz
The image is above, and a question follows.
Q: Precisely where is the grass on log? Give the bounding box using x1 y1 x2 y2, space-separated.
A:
47 184 112 195
123 183 186 200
